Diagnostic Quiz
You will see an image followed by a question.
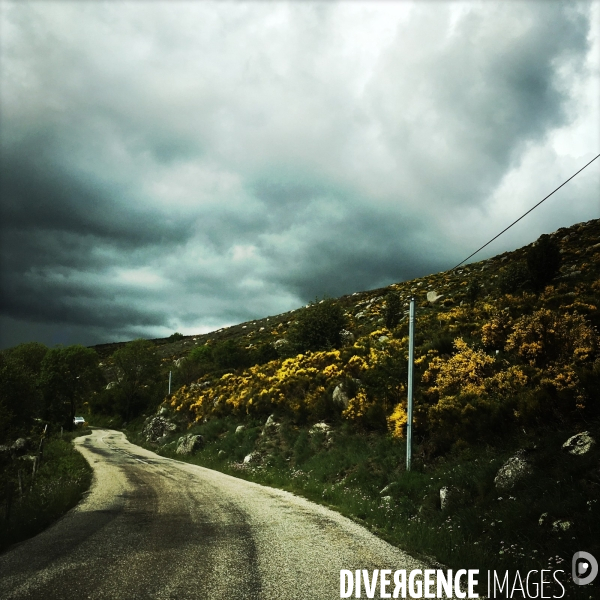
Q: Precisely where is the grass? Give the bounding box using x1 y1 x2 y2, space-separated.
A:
0 430 93 553
127 414 600 599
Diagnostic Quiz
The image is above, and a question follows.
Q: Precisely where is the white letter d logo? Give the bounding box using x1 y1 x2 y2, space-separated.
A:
573 551 598 585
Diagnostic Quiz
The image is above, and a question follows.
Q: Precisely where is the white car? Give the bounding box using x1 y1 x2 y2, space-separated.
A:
73 416 86 426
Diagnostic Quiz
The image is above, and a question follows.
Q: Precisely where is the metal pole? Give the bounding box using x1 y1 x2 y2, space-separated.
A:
406 297 415 471
168 371 172 395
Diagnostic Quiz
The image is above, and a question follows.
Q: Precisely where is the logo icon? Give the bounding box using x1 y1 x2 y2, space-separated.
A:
572 551 598 586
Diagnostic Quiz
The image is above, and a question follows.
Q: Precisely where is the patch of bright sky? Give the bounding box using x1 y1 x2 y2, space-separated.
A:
113 268 167 289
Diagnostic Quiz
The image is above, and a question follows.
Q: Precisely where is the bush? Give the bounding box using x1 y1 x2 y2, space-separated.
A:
497 262 530 295
167 332 185 342
385 292 402 329
526 235 561 292
212 340 249 370
288 298 347 352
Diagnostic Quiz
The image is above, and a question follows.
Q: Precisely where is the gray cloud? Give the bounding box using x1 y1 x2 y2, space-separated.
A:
1 0 598 350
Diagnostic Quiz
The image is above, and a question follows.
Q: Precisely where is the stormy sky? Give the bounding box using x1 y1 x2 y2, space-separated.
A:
1 1 599 350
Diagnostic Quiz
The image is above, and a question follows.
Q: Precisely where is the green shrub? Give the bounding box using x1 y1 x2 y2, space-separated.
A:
497 262 530 294
288 298 347 352
212 340 249 370
167 332 185 342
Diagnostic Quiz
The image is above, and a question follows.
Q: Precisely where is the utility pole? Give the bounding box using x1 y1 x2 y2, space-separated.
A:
406 297 415 471
168 371 172 395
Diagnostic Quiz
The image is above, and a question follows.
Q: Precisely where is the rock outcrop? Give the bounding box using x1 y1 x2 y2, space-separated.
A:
333 384 349 409
142 416 177 443
176 434 204 455
494 451 533 490
427 291 443 304
562 431 595 455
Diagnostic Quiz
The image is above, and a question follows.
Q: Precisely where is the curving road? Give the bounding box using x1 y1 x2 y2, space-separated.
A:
0 429 443 599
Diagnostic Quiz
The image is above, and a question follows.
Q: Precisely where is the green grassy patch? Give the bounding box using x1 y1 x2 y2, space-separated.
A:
128 416 600 599
0 431 93 553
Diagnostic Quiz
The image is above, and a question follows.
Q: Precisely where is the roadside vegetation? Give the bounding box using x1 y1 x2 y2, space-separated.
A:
0 430 92 553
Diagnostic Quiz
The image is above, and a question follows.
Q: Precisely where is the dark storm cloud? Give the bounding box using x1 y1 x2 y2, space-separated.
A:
0 1 597 349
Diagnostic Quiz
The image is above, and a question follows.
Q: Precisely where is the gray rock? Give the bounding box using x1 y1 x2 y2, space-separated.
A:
173 358 184 367
235 425 246 434
309 422 331 435
355 311 365 320
218 450 226 457
243 451 260 464
552 519 572 532
189 381 210 391
262 414 280 436
176 434 204 455
273 338 289 349
159 406 168 416
563 431 595 455
427 291 443 304
106 381 118 390
339 329 355 346
378 335 389 344
439 486 465 510
142 416 177 443
494 453 533 490
333 384 349 409
12 438 29 454
379 482 399 496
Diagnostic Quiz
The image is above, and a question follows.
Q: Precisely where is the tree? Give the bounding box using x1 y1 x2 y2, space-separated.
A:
497 262 530 295
288 298 347 353
40 345 103 430
384 292 402 329
527 234 561 292
0 342 49 440
112 339 161 421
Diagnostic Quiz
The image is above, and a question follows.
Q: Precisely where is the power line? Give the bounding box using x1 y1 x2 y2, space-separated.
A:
451 153 600 271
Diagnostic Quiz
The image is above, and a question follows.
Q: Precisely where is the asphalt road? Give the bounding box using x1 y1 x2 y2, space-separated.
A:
0 429 443 599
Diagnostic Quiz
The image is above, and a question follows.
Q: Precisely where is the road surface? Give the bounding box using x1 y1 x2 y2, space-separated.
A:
0 429 443 599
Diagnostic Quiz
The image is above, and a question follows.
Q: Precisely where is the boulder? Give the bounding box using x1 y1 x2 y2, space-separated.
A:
379 482 399 496
176 434 204 455
273 339 288 349
494 452 533 491
262 414 280 436
189 381 211 391
439 486 464 510
339 329 355 346
309 422 331 435
333 384 349 409
142 416 177 443
552 519 573 533
12 438 29 455
427 291 444 304
218 450 226 457
309 422 333 447
235 425 246 434
243 451 260 464
562 431 595 455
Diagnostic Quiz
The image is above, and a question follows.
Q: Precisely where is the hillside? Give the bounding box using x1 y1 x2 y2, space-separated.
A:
122 217 600 598
103 217 599 439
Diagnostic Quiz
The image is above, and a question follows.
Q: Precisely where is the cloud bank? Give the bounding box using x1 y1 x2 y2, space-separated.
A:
1 1 598 349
